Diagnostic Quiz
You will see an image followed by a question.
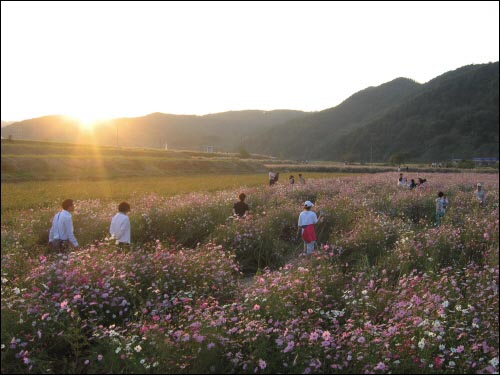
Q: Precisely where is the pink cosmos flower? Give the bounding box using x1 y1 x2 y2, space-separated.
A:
258 359 267 370
284 341 295 353
322 331 331 341
434 357 443 369
253 304 260 311
374 362 387 371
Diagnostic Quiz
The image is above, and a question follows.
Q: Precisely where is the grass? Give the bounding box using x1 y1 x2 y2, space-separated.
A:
1 172 345 213
1 139 273 182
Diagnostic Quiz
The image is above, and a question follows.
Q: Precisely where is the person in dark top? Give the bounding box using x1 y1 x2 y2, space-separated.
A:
409 179 417 190
233 193 249 218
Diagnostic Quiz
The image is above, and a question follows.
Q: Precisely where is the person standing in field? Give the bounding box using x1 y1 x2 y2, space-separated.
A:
435 191 449 226
232 193 249 218
289 175 295 186
475 183 486 206
49 199 79 251
269 171 276 186
297 200 321 255
398 173 404 187
110 202 131 247
298 173 306 184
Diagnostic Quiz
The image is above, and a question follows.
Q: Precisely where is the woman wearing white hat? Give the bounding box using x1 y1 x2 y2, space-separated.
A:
475 183 486 206
297 201 322 255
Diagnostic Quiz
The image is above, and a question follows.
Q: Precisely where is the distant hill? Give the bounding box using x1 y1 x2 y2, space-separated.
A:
247 77 422 159
247 63 499 161
1 110 307 152
1 121 15 128
2 62 498 162
328 62 499 162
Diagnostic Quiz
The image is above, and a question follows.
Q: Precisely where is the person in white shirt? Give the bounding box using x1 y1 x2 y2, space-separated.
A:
110 202 131 247
297 200 322 255
49 199 79 251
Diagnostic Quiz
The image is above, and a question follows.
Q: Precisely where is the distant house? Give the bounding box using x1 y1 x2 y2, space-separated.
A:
204 145 214 153
472 157 499 166
451 157 499 167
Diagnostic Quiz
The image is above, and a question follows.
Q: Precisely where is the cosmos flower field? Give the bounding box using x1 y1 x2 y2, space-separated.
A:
1 172 498 374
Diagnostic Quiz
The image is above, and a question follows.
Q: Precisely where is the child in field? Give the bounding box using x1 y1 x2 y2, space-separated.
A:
232 193 249 218
298 174 306 184
297 201 322 255
110 202 131 247
289 175 295 186
435 191 449 226
49 199 79 251
475 183 486 206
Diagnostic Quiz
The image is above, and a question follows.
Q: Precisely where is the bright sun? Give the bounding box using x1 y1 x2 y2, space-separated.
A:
69 114 101 130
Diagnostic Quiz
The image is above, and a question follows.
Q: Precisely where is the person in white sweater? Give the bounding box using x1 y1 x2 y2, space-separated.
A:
110 202 131 247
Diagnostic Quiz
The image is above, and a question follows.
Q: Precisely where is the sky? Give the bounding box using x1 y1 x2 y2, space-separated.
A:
1 1 499 123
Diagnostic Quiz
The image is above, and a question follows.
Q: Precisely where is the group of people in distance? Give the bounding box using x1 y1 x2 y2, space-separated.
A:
269 171 306 187
397 173 428 190
288 174 306 186
397 174 487 226
48 172 487 255
435 183 486 226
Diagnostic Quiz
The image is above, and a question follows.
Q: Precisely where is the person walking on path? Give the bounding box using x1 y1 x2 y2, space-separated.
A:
49 199 79 251
297 201 322 255
110 202 131 247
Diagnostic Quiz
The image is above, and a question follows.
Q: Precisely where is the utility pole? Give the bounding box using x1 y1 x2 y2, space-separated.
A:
370 141 373 166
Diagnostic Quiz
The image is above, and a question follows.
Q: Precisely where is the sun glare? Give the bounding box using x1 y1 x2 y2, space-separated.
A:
69 114 105 131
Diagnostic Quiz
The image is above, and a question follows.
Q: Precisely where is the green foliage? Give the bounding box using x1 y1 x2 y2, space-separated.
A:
251 62 499 162
238 147 251 159
388 152 411 165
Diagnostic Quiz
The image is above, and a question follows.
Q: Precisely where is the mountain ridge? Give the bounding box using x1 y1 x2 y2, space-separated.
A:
2 62 498 161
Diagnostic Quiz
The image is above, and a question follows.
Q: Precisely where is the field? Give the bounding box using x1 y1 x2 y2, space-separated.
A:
1 171 499 374
0 140 270 182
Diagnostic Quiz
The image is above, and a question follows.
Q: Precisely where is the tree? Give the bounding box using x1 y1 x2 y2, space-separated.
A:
389 152 410 166
238 147 251 159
